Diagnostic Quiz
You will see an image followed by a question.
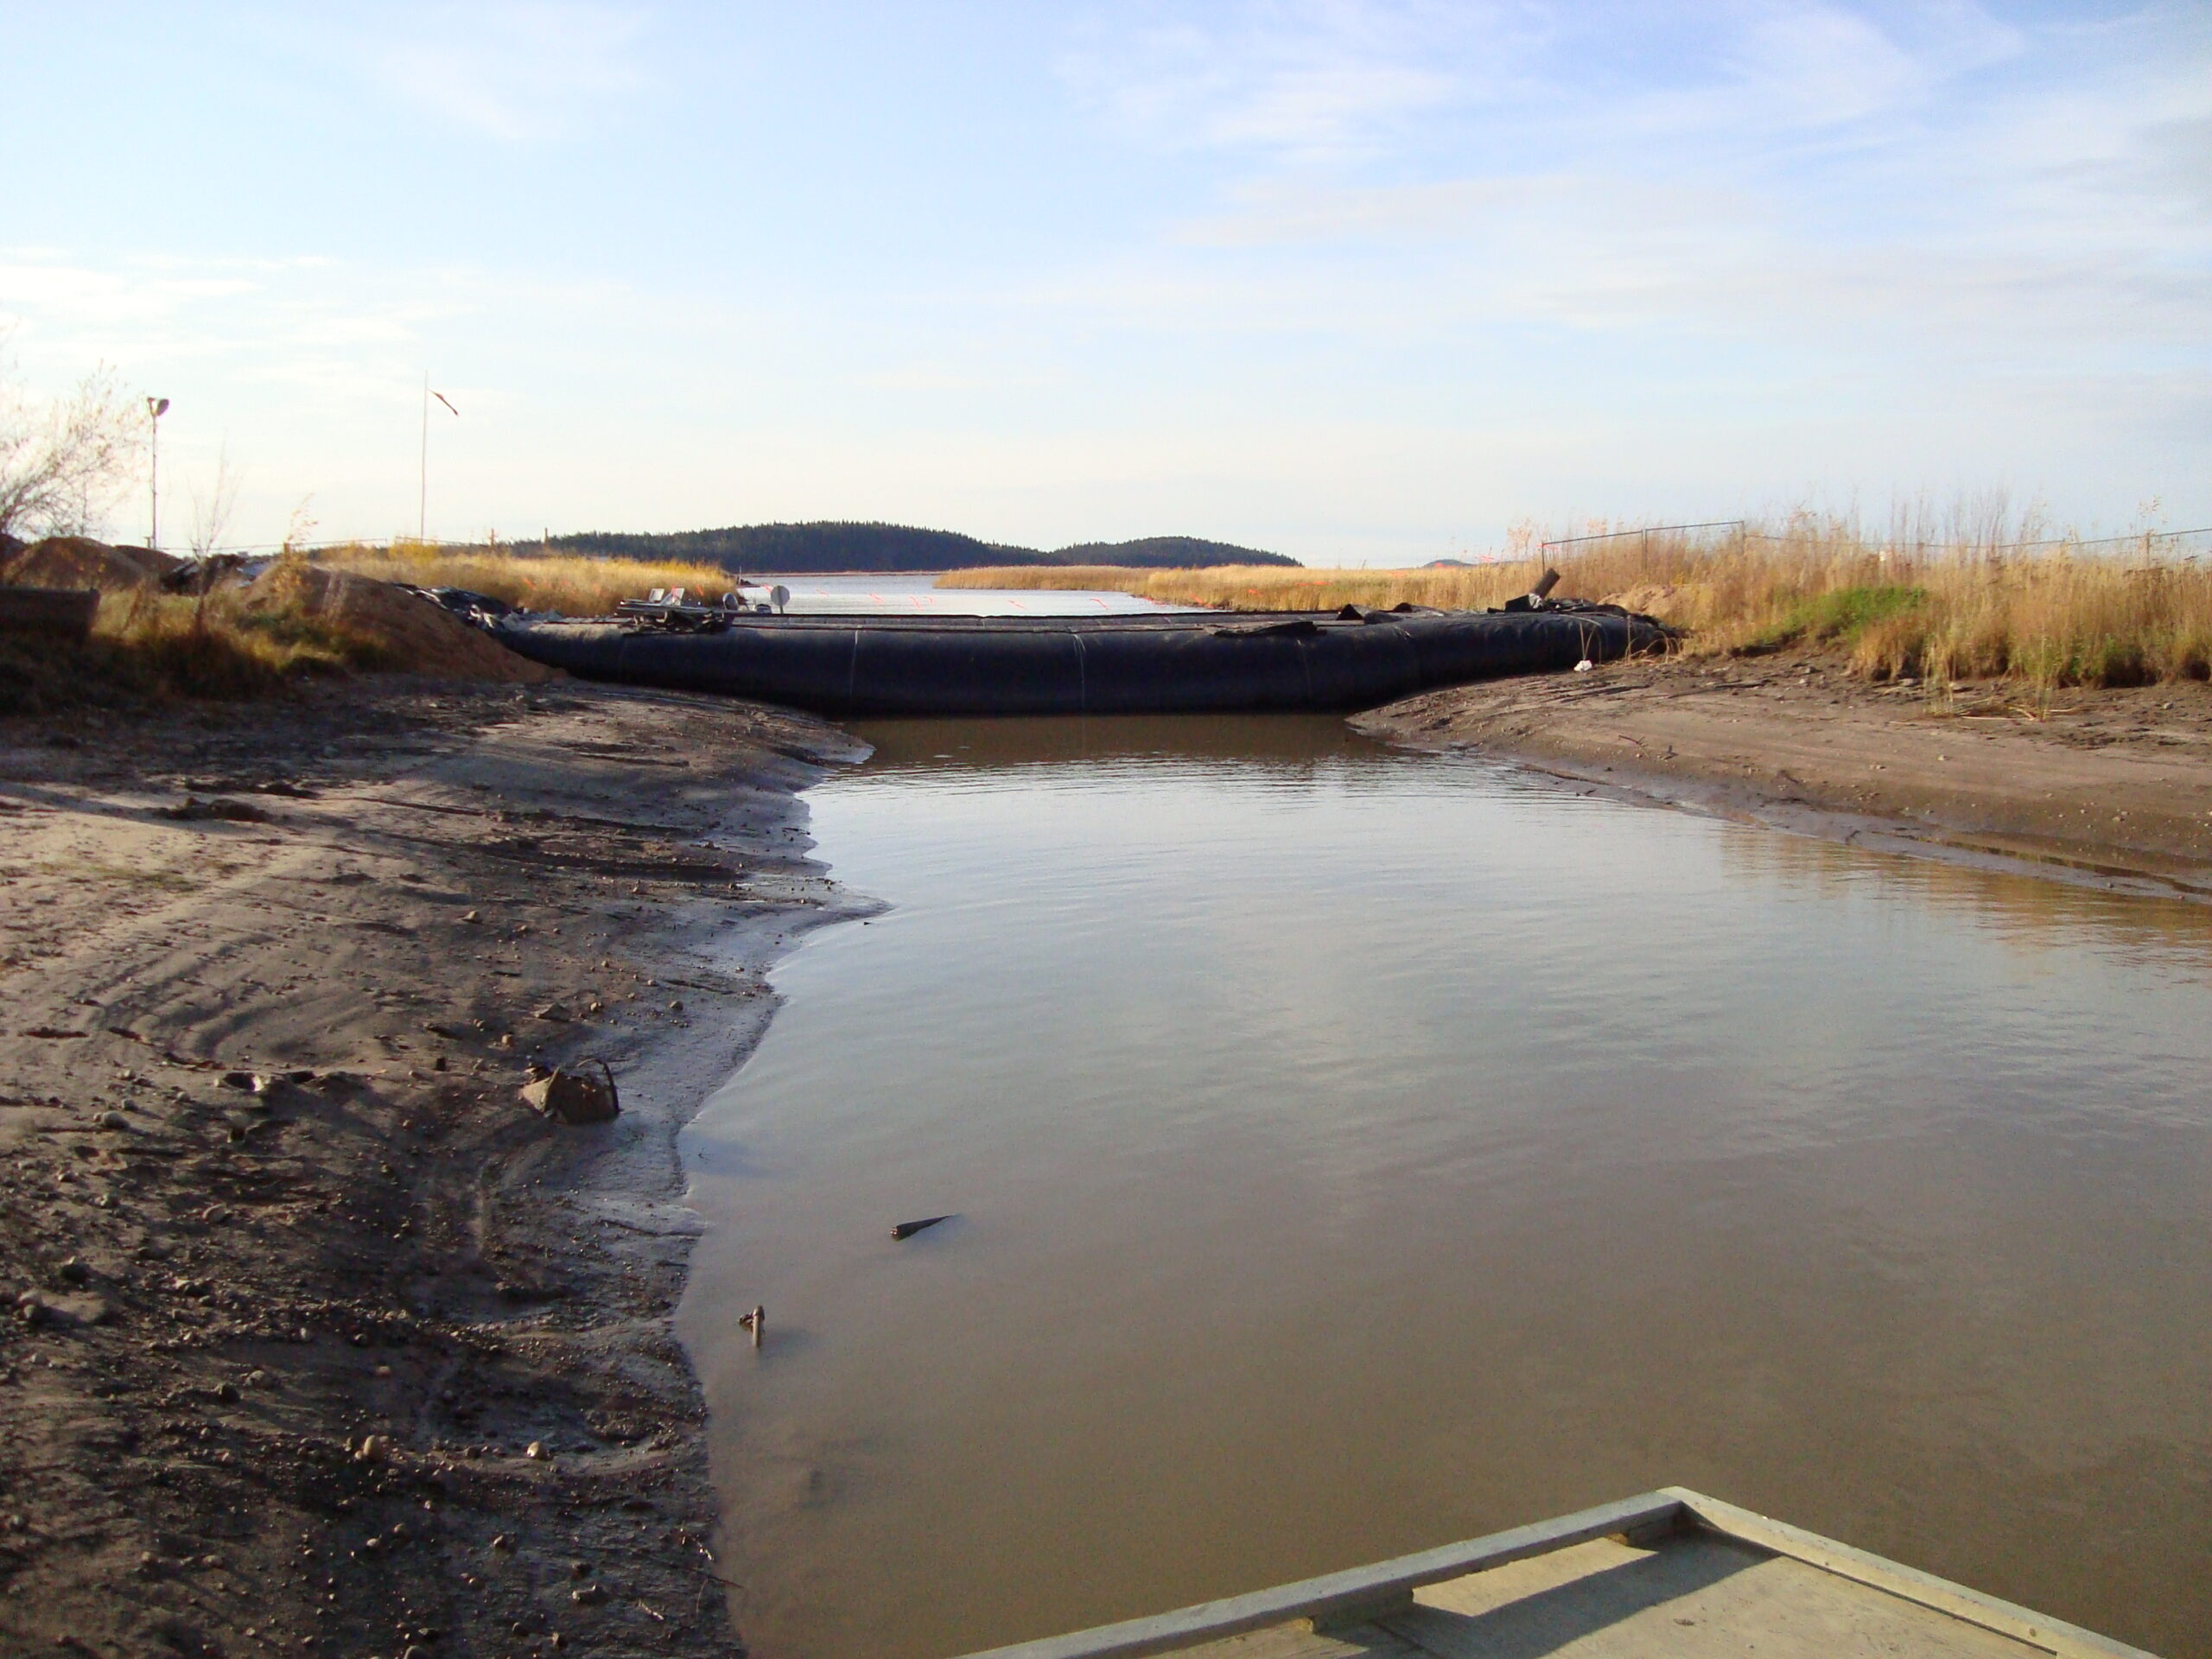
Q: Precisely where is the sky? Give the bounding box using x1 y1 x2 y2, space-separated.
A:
2 1 2206 564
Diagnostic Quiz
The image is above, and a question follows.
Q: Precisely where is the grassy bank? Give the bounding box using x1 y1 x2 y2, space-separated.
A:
943 524 2212 688
2 545 570 711
311 541 731 615
0 586 385 711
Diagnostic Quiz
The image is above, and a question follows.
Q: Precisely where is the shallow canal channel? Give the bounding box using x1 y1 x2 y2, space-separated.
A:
677 715 2212 1659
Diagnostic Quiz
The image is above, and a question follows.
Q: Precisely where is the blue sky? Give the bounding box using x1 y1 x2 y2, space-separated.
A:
3 2 2206 563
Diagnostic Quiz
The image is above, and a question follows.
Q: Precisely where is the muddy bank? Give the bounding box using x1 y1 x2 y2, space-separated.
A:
1352 648 2212 898
0 680 862 1658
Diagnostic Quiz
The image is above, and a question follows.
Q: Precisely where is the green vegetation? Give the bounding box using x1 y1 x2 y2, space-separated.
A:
1747 584 1927 652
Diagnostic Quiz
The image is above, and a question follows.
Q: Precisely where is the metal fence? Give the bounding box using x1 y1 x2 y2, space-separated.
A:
1536 520 2210 561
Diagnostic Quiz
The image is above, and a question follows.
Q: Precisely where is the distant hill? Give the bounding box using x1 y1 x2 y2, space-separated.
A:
541 522 1057 573
1050 535 1297 569
533 521 1298 572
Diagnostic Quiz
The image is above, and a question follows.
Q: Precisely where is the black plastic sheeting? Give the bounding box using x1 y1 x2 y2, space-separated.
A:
491 607 1669 717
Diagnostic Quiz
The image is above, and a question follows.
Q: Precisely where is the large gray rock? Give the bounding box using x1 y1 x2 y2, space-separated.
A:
520 1065 620 1125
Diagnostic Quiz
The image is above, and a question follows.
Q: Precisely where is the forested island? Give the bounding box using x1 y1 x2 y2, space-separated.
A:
533 521 1299 573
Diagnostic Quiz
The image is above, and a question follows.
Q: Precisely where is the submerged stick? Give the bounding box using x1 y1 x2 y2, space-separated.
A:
892 1216 951 1241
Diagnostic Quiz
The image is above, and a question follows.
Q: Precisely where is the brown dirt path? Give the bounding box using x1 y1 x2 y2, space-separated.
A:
1352 649 2212 899
0 680 865 1659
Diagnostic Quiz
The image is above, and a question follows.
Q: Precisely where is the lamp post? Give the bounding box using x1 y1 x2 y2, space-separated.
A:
418 376 459 543
146 396 170 549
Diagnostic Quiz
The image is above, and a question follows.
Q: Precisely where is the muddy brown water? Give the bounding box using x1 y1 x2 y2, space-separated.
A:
677 715 2212 1659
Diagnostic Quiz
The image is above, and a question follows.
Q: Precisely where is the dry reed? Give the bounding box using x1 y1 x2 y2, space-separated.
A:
309 541 734 618
943 518 2212 689
97 586 387 694
0 587 385 712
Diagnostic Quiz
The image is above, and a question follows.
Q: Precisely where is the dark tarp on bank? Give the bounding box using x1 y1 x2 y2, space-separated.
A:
493 608 1666 717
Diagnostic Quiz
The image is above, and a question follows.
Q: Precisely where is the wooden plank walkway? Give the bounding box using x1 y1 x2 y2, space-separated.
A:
959 1489 2157 1659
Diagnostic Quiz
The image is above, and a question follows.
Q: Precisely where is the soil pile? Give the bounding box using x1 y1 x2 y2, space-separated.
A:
2 536 181 591
1599 582 1707 622
241 558 555 683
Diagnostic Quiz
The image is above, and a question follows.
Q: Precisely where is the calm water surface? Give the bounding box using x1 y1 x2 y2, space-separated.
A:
677 716 2212 1659
759 572 1195 614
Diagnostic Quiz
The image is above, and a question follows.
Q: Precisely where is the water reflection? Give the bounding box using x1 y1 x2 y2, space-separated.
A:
678 717 2212 1659
1718 824 2212 983
764 574 1198 617
855 712 1388 772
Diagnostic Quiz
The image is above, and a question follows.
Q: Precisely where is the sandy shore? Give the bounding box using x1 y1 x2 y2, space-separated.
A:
1353 646 2212 899
0 679 863 1659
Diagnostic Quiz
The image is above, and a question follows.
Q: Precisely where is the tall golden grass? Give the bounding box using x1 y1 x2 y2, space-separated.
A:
943 519 2212 688
99 586 390 692
310 540 733 617
0 587 385 711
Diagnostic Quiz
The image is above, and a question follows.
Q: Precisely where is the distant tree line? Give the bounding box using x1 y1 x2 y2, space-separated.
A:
532 521 1299 573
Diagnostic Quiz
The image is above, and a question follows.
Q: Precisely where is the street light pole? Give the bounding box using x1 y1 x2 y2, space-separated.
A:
418 375 458 543
146 396 170 549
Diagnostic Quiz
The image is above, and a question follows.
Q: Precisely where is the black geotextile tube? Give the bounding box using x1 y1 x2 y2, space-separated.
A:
493 610 1664 717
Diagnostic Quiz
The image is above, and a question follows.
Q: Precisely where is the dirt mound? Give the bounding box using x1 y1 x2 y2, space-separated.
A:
241 559 554 683
1601 582 1710 623
3 537 181 592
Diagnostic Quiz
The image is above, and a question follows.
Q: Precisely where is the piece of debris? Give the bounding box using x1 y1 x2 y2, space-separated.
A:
161 796 273 823
520 1062 620 1125
892 1215 952 1241
533 1003 574 1023
738 1306 765 1349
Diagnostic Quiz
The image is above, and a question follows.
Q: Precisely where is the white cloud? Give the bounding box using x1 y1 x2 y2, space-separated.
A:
1715 1 2022 130
1067 1 2210 371
356 2 648 141
1058 1 1496 162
